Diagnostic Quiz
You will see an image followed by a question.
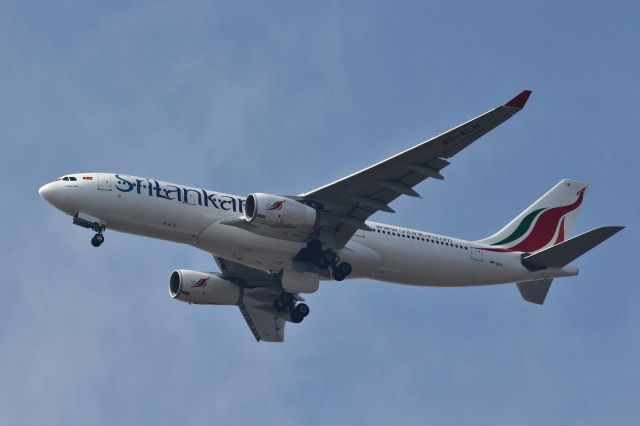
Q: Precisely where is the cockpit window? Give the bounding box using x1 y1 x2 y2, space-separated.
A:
62 177 69 181
69 177 77 181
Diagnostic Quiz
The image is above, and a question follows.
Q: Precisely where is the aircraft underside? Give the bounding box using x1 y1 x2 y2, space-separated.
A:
38 90 624 342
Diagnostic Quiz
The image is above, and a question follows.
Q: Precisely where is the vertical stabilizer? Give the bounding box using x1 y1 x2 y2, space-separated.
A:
477 180 587 252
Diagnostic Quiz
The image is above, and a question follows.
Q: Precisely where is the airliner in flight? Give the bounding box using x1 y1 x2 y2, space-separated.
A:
39 90 623 342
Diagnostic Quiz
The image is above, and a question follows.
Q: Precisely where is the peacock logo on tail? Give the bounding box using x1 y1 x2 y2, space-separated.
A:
484 188 585 253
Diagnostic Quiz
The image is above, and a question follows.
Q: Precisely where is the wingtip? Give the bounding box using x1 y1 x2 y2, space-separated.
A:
504 90 532 109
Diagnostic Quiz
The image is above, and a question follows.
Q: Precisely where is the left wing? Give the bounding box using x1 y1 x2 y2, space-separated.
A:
301 90 532 248
214 256 288 342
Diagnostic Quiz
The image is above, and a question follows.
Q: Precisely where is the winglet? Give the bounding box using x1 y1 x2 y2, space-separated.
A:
504 90 532 109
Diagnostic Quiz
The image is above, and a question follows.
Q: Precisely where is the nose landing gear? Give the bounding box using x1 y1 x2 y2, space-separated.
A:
73 213 106 248
90 233 104 247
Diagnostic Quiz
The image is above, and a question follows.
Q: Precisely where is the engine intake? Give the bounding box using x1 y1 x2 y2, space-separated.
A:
169 269 241 305
245 193 317 230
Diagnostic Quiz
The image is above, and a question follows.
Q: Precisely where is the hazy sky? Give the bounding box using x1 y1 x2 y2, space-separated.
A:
2 1 638 425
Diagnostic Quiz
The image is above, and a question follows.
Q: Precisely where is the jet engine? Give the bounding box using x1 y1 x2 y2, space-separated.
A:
245 193 317 229
169 269 241 305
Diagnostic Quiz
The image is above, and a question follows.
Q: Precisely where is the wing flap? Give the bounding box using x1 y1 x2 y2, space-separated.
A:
238 304 284 342
239 288 287 342
212 256 287 342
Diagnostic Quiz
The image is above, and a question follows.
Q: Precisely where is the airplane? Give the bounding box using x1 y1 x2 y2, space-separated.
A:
39 90 623 342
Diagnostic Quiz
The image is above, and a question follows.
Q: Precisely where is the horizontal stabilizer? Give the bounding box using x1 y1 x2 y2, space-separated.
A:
517 278 553 305
523 226 624 268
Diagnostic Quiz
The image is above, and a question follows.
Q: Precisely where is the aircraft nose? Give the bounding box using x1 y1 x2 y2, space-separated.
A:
39 180 76 213
39 182 53 201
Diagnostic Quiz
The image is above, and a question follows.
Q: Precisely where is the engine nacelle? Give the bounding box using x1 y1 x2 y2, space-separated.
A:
245 193 317 229
169 269 241 305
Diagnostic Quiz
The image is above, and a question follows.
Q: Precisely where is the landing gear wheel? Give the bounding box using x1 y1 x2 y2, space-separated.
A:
279 292 295 308
294 303 310 318
289 303 309 323
332 262 352 281
290 310 304 323
337 262 352 276
91 233 104 247
319 250 337 268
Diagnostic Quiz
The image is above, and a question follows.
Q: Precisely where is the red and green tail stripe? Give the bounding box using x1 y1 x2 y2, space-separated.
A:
485 188 585 253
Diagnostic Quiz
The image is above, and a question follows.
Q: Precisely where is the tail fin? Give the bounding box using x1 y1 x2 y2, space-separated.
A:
476 180 588 252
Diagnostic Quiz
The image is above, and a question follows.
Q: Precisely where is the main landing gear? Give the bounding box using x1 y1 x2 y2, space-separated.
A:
273 292 311 323
295 240 353 282
320 247 353 281
331 261 352 281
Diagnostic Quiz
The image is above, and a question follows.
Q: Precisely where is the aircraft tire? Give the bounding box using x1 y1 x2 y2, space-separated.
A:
290 309 304 323
280 292 295 308
91 234 104 247
332 269 345 281
322 250 337 266
337 262 352 277
295 303 310 317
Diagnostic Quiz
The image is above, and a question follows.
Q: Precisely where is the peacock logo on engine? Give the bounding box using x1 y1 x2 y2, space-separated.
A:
190 278 209 288
265 200 285 211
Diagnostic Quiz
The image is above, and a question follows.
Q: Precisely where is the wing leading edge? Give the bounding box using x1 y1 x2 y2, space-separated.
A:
301 90 532 248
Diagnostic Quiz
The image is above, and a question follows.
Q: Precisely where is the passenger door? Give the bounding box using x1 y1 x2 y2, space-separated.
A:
98 174 112 191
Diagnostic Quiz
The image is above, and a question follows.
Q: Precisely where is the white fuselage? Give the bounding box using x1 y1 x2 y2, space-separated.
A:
39 173 578 288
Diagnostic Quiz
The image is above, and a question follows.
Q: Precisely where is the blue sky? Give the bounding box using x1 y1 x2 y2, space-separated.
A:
1 1 638 425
